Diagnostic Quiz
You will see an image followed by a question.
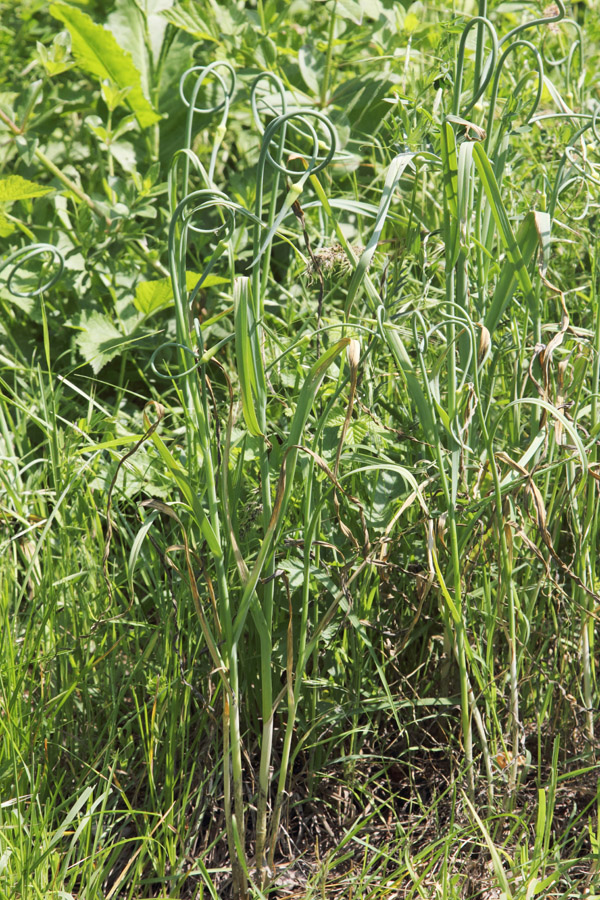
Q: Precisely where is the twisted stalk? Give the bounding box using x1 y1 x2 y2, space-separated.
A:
166 187 246 896
249 105 337 882
163 178 314 888
178 61 236 193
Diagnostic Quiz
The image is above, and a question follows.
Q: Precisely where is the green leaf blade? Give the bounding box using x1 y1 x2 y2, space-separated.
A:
0 175 53 203
49 2 160 128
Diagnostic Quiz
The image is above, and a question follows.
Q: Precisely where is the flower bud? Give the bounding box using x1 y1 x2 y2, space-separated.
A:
478 324 491 364
347 338 360 369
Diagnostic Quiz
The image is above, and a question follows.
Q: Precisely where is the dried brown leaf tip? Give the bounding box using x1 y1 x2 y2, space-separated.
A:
495 750 526 772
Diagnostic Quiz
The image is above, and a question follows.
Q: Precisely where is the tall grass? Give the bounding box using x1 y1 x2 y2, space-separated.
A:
1 1 599 898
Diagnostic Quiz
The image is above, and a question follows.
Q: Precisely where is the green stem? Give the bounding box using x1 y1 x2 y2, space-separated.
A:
469 320 519 795
474 0 488 96
575 241 599 744
167 195 247 894
257 0 267 32
320 0 338 107
251 122 278 886
268 471 318 867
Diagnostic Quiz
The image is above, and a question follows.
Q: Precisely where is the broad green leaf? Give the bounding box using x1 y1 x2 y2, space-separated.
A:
50 2 160 128
208 1 247 36
107 0 173 95
109 140 137 173
107 0 150 97
100 80 132 112
134 278 174 315
0 175 53 203
404 12 420 32
337 0 381 23
331 75 395 134
347 463 428 516
160 0 218 41
134 271 228 316
298 44 323 95
75 311 144 373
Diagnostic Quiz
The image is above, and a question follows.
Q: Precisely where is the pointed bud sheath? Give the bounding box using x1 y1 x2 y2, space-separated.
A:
347 338 360 370
478 324 491 364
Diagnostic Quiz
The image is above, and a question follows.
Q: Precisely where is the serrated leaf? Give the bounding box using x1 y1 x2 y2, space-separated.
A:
0 175 53 203
210 1 247 36
134 271 229 316
107 0 150 95
106 0 173 94
49 2 160 129
160 0 217 41
134 278 173 315
327 414 371 446
76 311 141 373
